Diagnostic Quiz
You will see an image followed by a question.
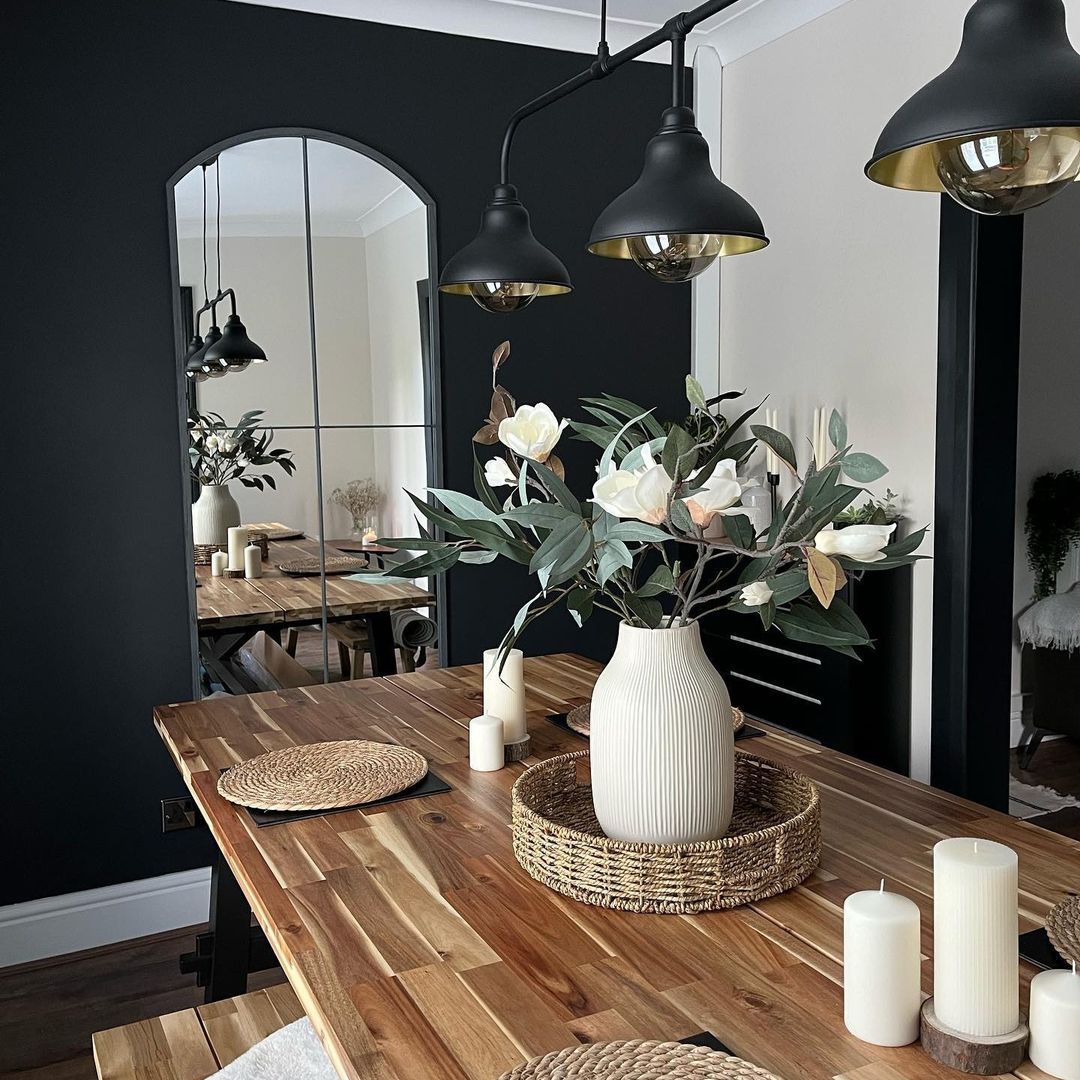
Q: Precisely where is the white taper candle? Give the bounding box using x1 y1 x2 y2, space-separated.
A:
483 648 526 743
1029 961 1080 1080
933 838 1019 1036
227 526 249 572
843 879 922 1046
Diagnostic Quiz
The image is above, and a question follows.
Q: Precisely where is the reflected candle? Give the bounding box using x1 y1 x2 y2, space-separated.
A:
227 526 249 572
483 648 526 743
210 551 227 577
933 838 1018 1036
1029 961 1080 1080
843 879 921 1046
469 714 504 772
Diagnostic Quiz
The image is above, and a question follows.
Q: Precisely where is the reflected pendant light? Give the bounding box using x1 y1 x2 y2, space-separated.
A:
866 0 1080 215
438 184 572 312
185 165 213 382
587 104 769 280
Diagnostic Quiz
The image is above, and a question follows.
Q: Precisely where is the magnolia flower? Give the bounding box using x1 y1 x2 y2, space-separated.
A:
813 523 896 563
484 456 516 488
591 445 672 524
498 403 567 463
683 458 743 527
221 437 238 454
740 581 774 607
205 435 220 453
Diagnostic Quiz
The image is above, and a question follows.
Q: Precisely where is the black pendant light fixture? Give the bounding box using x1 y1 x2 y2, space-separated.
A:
588 34 767 280
439 0 768 311
439 184 572 312
185 165 213 383
867 0 1080 215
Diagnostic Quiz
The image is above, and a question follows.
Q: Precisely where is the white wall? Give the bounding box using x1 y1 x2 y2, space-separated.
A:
1010 183 1080 740
707 0 981 780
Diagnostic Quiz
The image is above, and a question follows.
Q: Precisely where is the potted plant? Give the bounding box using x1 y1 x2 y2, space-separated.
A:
329 478 383 540
366 343 927 844
188 410 296 545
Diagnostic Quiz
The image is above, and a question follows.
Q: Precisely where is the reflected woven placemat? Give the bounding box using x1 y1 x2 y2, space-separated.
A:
1047 895 1080 964
498 1041 782 1080
277 555 369 575
566 702 745 738
218 740 428 811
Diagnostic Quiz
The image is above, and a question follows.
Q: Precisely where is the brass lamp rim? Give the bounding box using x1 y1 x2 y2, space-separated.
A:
438 281 572 296
587 233 770 260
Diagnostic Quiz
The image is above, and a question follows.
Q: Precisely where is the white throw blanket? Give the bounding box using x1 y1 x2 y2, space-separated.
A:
212 1019 337 1080
1019 585 1080 652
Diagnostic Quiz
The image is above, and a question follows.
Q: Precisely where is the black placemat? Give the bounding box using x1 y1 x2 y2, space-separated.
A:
1020 926 1071 971
680 1032 733 1054
220 768 451 828
546 713 765 742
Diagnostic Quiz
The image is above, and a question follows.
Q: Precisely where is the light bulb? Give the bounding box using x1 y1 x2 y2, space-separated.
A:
934 127 1080 215
625 233 723 282
466 281 540 313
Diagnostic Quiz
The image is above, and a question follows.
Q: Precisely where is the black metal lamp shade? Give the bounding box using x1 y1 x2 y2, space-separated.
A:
202 313 267 368
184 334 207 381
588 106 768 281
866 0 1080 214
193 325 228 379
439 184 571 312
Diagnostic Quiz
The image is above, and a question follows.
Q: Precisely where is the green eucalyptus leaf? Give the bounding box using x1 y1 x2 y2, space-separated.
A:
601 409 656 475
529 515 587 574
530 458 581 513
472 450 504 514
829 409 848 451
884 524 929 558
668 497 694 534
503 503 575 530
767 568 811 606
597 537 633 587
723 512 756 550
458 549 499 564
606 521 672 544
661 424 697 482
841 453 889 483
625 595 664 628
620 437 666 472
758 598 776 631
686 374 707 410
429 488 511 534
566 586 595 627
636 563 674 597
750 424 797 473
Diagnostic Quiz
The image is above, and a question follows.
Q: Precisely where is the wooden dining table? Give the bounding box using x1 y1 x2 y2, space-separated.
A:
195 536 433 678
154 654 1080 1080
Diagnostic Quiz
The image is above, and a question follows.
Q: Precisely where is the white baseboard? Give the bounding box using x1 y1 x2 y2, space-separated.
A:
0 867 211 968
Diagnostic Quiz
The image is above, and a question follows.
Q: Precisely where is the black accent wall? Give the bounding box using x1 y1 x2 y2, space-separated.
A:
3 1 689 903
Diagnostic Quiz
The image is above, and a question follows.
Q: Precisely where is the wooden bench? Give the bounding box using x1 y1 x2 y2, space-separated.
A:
93 984 303 1080
327 620 419 678
235 631 317 690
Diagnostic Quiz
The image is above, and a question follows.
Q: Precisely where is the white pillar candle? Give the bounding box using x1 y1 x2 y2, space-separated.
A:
243 544 262 579
210 551 227 577
933 837 1019 1036
483 648 526 743
1030 962 1080 1080
227 526 249 571
843 880 922 1046
469 715 504 772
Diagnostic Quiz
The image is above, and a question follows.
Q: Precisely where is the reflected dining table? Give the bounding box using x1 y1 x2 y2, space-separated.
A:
195 536 433 679
154 654 1080 1080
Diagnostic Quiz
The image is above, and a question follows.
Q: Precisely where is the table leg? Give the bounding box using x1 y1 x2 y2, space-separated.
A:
368 610 397 676
206 851 250 1002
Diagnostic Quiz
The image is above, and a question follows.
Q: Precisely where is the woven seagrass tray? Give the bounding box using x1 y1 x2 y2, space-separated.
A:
193 530 268 566
277 554 369 575
512 748 820 914
1046 894 1080 964
218 739 427 811
566 702 745 738
498 1041 782 1080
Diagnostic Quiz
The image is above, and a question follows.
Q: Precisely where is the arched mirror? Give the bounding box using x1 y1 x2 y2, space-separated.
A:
168 130 442 694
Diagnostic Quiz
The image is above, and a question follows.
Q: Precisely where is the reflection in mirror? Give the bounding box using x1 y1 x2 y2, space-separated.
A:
172 133 439 695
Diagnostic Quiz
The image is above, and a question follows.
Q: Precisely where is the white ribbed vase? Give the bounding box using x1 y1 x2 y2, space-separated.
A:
590 620 735 844
191 483 241 546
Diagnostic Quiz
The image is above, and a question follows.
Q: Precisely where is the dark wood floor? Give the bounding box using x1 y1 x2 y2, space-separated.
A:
1010 735 1080 841
0 926 283 1080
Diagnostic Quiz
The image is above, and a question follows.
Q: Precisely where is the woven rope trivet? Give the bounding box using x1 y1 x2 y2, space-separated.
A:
1046 894 1080 964
498 1040 782 1080
277 554 369 575
566 702 745 737
218 740 428 811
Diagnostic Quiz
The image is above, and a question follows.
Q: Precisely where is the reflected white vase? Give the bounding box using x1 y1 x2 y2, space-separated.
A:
192 483 241 546
590 620 735 844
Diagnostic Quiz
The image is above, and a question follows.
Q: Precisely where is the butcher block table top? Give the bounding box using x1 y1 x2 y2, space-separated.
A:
154 654 1079 1080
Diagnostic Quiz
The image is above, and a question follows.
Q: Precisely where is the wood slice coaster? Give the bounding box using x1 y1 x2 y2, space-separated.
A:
565 702 745 738
1046 894 1080 964
498 1040 782 1080
277 555 369 576
919 998 1028 1076
217 740 428 811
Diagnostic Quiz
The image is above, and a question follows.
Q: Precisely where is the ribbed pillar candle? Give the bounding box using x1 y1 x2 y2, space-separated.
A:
933 837 1019 1036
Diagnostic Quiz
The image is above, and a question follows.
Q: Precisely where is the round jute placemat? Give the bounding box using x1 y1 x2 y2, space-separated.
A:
277 555 369 575
566 703 745 738
217 740 428 811
1046 894 1080 964
497 1041 783 1080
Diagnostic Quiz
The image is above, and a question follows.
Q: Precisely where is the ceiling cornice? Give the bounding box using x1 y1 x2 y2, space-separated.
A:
227 0 855 66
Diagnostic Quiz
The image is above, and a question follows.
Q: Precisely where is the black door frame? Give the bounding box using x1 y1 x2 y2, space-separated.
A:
931 196 1024 811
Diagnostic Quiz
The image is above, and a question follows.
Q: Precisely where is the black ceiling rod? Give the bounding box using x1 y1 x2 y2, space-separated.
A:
498 0 739 186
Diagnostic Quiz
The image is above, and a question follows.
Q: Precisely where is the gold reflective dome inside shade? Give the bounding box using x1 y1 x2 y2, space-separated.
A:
588 233 769 259
438 282 572 296
866 125 1080 192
